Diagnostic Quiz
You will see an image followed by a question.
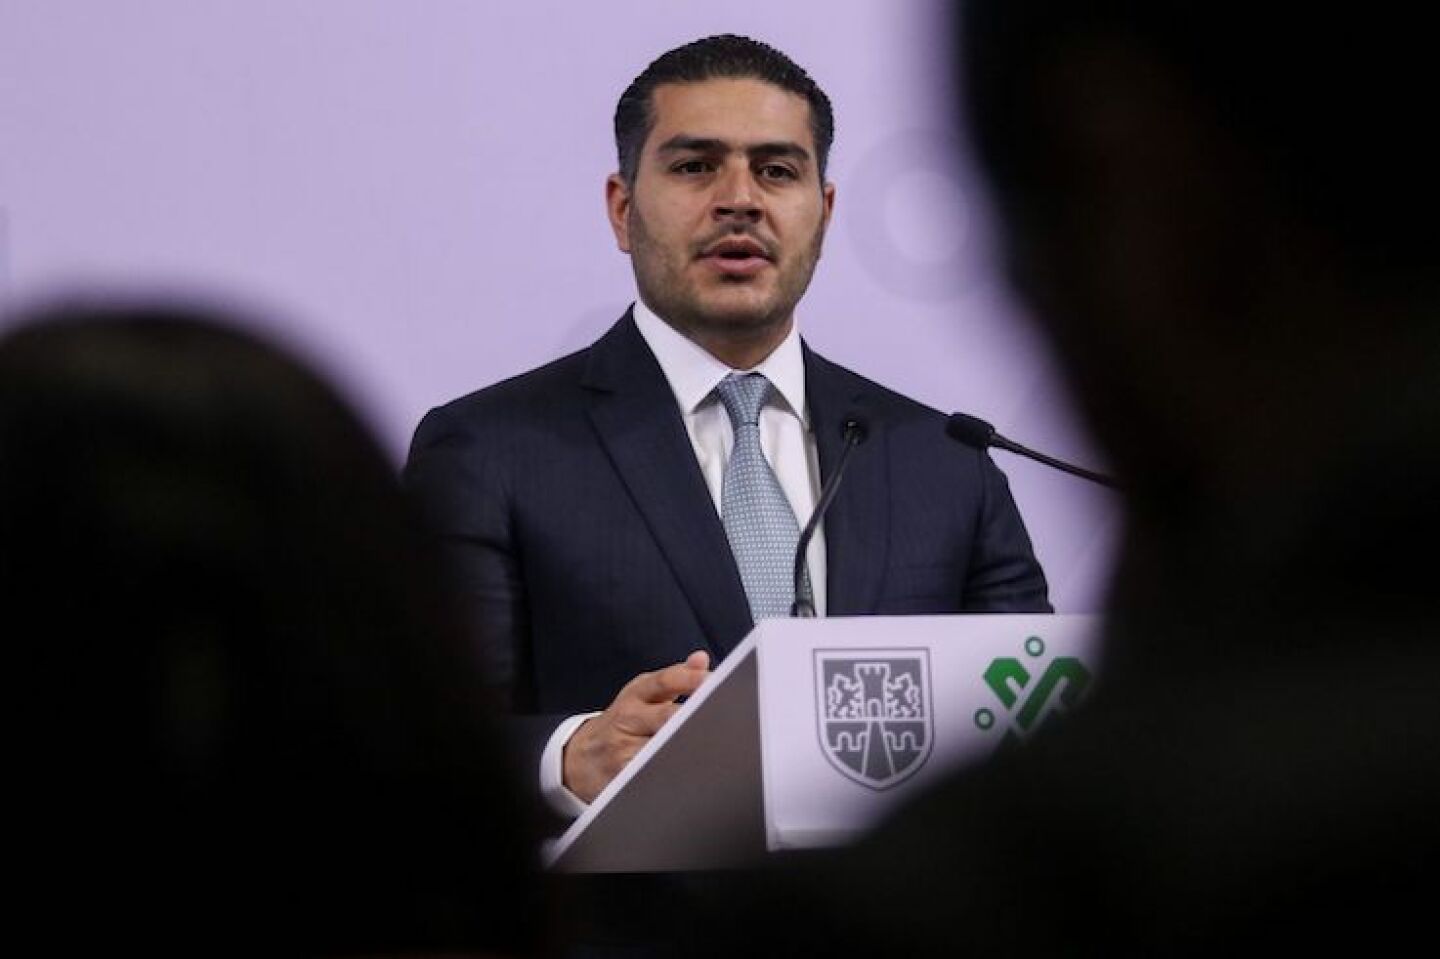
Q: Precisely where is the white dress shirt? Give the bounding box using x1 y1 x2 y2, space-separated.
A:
539 299 827 818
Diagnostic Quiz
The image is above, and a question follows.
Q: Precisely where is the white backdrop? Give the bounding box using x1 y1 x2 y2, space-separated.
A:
0 0 1119 611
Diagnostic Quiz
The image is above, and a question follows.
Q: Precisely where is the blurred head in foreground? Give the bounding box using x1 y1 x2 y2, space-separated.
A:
0 300 546 956
959 2 1439 652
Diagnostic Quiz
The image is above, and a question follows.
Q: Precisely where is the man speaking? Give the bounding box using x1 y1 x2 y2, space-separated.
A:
405 34 1049 820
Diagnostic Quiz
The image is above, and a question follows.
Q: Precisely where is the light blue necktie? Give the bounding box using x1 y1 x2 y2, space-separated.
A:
714 372 809 620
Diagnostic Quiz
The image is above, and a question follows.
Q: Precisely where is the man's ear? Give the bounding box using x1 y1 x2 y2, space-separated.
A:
821 181 836 230
605 174 633 253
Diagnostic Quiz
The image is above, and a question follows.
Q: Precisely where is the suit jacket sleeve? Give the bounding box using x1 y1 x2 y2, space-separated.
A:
403 402 565 785
965 451 1053 612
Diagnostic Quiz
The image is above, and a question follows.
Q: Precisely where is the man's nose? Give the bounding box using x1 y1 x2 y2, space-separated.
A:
712 164 762 223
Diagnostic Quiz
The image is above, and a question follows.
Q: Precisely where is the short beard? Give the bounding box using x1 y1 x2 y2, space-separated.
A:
627 206 825 347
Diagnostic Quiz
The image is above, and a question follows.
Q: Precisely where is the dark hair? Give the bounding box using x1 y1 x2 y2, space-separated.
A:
0 301 548 956
614 34 835 186
958 2 1438 284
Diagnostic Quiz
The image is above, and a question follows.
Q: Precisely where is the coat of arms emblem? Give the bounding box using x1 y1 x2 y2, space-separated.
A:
814 649 933 790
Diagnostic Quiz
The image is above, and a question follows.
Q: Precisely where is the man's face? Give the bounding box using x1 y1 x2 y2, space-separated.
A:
606 78 836 346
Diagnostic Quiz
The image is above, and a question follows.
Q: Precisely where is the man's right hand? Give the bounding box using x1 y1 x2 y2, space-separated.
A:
562 650 711 804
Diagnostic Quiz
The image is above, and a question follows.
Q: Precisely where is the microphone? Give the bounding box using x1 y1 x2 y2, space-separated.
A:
792 415 868 617
946 412 1121 489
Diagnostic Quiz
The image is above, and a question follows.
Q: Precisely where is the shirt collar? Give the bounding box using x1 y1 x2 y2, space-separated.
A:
632 298 808 425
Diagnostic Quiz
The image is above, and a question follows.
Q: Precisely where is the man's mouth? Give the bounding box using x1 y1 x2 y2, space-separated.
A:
699 237 773 277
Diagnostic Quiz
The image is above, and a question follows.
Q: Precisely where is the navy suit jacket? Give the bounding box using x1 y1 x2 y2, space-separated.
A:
405 311 1050 771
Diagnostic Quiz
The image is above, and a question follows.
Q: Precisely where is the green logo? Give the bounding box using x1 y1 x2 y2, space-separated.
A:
973 635 1091 747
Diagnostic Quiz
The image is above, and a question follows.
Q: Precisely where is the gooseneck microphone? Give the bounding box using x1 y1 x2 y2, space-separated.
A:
792 416 869 617
946 412 1121 489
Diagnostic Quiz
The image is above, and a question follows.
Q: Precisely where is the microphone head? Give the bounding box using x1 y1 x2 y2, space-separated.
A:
840 415 869 445
945 412 996 449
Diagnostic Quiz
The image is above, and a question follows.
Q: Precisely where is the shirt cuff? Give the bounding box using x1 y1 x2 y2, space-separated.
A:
540 711 601 820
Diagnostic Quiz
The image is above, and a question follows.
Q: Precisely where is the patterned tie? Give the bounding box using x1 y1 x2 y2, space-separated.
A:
713 372 809 620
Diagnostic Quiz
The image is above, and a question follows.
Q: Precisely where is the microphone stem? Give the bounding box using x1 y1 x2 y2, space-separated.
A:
792 429 863 617
993 435 1122 490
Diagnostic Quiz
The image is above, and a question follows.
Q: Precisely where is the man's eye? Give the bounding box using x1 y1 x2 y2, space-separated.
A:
759 164 799 181
673 160 713 175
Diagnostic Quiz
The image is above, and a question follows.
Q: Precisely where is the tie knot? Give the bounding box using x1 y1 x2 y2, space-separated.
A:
714 373 773 428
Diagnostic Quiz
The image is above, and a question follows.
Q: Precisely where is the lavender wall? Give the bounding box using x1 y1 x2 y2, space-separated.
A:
0 0 1118 611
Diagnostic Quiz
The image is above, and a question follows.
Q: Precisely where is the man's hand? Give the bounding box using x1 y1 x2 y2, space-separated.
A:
562 650 711 804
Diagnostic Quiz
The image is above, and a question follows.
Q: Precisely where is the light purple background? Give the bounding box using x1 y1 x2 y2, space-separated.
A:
0 0 1118 611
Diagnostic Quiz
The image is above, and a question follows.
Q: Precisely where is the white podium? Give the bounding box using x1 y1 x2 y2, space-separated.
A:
546 614 1101 873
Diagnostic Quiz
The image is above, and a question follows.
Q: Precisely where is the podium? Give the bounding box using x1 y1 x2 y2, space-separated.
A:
546 614 1100 873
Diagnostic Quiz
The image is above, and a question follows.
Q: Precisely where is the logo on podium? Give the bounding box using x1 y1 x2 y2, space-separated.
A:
973 634 1092 747
814 649 933 790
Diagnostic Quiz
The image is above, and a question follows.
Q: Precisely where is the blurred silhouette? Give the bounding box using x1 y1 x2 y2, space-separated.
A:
712 4 1440 955
0 301 551 957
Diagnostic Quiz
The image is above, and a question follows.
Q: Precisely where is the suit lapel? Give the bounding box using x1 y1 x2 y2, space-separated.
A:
583 312 755 658
805 345 890 616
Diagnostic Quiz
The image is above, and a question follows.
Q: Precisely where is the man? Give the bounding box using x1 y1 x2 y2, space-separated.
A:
406 35 1049 818
713 5 1440 955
